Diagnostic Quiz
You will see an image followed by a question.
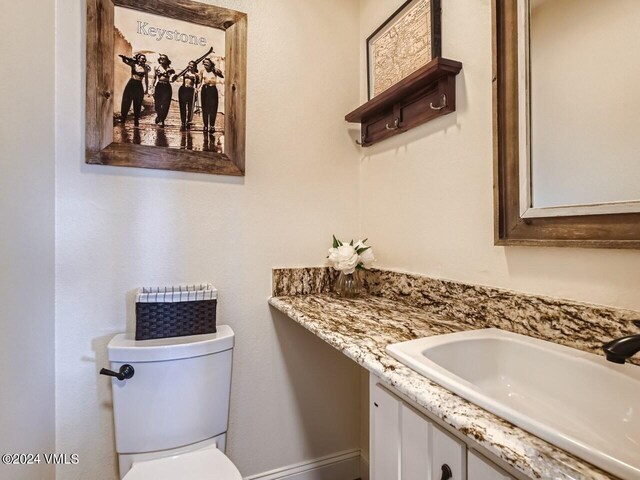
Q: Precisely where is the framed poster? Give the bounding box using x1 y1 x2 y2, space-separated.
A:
366 0 441 100
86 0 247 176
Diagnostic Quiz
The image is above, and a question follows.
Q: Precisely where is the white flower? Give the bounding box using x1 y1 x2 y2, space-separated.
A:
327 244 359 274
358 245 375 269
327 247 340 264
360 250 375 268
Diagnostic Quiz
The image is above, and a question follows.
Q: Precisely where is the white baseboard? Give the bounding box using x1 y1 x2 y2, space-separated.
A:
244 449 361 480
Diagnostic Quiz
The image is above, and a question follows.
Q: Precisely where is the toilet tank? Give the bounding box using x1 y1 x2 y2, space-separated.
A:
107 326 234 454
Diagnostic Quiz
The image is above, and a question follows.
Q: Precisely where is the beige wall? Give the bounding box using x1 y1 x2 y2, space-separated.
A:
358 0 640 311
0 1 56 479
45 2 640 480
55 1 362 478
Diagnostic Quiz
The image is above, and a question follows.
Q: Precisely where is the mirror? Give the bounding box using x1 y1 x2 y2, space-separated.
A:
521 0 640 218
493 1 640 248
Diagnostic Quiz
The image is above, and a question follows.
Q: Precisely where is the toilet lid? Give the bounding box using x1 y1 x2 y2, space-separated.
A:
124 447 241 480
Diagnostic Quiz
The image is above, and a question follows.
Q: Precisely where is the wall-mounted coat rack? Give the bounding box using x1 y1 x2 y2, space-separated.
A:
345 57 462 147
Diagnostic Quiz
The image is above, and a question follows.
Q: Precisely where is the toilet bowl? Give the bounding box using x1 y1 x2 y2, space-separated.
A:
123 443 241 480
104 326 241 479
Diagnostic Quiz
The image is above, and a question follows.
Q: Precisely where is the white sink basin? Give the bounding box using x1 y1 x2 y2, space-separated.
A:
386 328 640 480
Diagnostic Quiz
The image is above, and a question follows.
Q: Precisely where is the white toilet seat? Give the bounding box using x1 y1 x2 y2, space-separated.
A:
123 446 241 480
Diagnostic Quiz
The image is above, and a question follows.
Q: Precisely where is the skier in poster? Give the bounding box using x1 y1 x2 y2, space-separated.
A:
151 54 175 128
199 58 224 134
177 60 199 131
118 53 149 127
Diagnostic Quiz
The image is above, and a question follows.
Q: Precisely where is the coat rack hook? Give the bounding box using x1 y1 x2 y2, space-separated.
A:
430 94 447 111
385 118 400 130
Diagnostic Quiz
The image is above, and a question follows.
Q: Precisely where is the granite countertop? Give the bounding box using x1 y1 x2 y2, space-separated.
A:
268 293 616 480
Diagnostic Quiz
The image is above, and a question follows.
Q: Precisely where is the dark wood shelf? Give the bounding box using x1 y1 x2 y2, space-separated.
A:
345 57 462 147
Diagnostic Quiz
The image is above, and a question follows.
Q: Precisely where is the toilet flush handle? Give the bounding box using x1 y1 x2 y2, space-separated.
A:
100 364 135 381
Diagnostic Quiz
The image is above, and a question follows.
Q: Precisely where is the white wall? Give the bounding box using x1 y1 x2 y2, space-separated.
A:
0 1 56 479
358 0 640 311
55 1 362 479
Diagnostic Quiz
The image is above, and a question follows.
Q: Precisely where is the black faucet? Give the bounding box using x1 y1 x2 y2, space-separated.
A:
602 320 640 364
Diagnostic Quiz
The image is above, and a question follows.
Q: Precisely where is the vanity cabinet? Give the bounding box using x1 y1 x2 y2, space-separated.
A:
468 451 512 480
402 402 466 480
371 380 513 480
372 382 465 480
400 404 430 479
372 384 401 480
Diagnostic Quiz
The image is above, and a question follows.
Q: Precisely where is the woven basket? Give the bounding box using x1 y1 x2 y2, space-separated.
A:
135 284 217 340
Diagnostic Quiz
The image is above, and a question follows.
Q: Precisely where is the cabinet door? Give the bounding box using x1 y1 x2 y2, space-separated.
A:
400 404 431 480
372 384 401 480
468 451 512 480
432 424 466 480
399 403 467 480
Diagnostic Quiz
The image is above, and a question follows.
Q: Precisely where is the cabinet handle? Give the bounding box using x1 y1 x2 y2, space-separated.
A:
440 464 453 480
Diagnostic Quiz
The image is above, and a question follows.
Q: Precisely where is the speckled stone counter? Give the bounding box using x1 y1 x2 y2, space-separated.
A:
269 268 639 480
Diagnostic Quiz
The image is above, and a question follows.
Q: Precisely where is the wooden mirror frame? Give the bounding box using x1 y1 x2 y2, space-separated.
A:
492 0 640 249
86 0 247 176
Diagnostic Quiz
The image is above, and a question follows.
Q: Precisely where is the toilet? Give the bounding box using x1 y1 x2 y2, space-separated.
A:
105 325 241 480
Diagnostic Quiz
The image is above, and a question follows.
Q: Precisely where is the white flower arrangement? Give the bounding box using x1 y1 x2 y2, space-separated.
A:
327 236 375 274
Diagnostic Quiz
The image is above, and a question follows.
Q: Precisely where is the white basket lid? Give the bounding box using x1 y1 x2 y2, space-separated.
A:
108 325 234 362
136 284 217 303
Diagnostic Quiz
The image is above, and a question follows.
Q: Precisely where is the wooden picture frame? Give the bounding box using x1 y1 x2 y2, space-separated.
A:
492 0 640 249
366 0 441 100
86 0 247 176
